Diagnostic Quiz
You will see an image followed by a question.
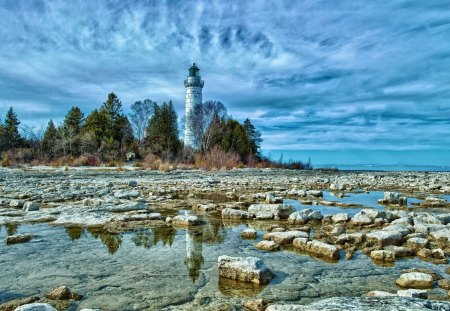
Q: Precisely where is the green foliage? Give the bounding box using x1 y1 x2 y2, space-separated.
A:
200 114 261 162
145 101 181 160
42 119 58 158
0 107 23 152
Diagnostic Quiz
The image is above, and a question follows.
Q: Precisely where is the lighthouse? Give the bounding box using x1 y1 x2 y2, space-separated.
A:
184 63 204 148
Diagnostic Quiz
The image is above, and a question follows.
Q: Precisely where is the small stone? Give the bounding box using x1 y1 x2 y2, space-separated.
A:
370 250 395 262
241 229 257 239
366 291 396 297
256 240 280 251
243 299 268 311
172 215 201 226
432 248 446 259
332 213 349 223
417 248 432 259
263 231 308 245
397 289 427 298
45 286 72 300
438 279 450 290
23 202 40 211
9 199 24 208
5 234 33 245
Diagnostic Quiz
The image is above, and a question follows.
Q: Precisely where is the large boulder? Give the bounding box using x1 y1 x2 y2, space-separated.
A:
396 272 433 289
263 231 308 245
222 208 253 219
218 256 273 285
248 204 295 220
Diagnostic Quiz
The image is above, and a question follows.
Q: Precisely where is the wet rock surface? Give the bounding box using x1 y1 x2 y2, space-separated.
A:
0 168 450 310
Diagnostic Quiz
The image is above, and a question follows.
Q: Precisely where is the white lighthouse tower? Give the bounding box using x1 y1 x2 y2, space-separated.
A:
184 63 204 148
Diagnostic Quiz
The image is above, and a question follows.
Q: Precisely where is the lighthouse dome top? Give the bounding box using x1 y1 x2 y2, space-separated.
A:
188 63 200 77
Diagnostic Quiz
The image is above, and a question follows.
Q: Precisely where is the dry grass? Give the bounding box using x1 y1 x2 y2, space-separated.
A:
194 146 243 170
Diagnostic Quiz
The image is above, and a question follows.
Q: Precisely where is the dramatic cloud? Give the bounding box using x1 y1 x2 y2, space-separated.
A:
0 0 449 150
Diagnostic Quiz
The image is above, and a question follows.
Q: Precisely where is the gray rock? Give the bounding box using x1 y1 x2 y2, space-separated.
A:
396 272 433 289
221 208 253 219
256 240 280 251
248 204 295 219
332 213 349 223
370 250 395 262
263 231 308 245
366 230 402 246
113 189 140 199
15 303 57 311
293 239 339 260
241 229 257 239
23 201 40 211
217 255 272 285
397 289 427 299
267 296 450 311
172 215 201 226
9 199 25 208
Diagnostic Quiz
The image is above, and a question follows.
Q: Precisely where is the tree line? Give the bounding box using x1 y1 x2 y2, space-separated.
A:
0 92 264 168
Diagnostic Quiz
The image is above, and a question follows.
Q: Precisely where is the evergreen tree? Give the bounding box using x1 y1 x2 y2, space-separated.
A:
42 119 58 158
243 118 262 156
1 107 22 151
145 101 181 159
62 106 84 156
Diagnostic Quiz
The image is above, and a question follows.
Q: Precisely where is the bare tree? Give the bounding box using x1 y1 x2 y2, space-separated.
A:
130 99 154 145
185 100 226 150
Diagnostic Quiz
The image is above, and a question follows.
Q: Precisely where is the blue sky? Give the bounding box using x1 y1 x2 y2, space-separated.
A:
0 0 449 151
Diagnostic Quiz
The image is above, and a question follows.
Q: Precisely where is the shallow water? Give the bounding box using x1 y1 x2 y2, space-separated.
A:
1 215 450 310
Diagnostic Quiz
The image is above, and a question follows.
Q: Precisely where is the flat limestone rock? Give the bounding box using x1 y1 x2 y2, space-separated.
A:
171 215 201 226
5 234 33 245
256 240 280 251
263 231 308 245
221 208 253 219
293 239 339 260
248 204 295 219
265 297 450 311
396 272 433 289
218 255 272 285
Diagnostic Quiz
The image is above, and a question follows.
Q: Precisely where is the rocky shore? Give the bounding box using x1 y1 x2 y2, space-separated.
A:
1 167 450 310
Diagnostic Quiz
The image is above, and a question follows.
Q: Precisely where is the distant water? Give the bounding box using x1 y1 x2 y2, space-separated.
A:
262 149 450 172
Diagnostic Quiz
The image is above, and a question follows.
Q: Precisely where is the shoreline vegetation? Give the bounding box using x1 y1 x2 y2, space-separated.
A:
0 93 313 171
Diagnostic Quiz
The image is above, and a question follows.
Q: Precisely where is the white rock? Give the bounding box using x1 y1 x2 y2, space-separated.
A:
217 255 272 285
15 303 57 311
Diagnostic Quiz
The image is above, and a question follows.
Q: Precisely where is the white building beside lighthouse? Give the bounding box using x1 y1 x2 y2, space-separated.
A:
184 63 204 148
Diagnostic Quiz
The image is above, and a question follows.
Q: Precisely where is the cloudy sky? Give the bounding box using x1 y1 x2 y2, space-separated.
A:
0 0 449 151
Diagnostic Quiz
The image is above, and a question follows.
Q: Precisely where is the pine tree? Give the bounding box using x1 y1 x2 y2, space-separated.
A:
1 107 22 151
62 106 84 156
42 119 58 158
145 101 181 160
243 118 262 156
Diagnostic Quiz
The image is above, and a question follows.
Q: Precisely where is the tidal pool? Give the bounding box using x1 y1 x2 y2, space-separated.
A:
1 213 449 310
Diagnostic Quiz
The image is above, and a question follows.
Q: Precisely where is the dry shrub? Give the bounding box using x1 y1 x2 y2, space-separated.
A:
134 161 144 168
195 146 242 170
142 154 163 170
158 162 172 172
30 159 40 167
1 153 11 167
72 155 88 167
